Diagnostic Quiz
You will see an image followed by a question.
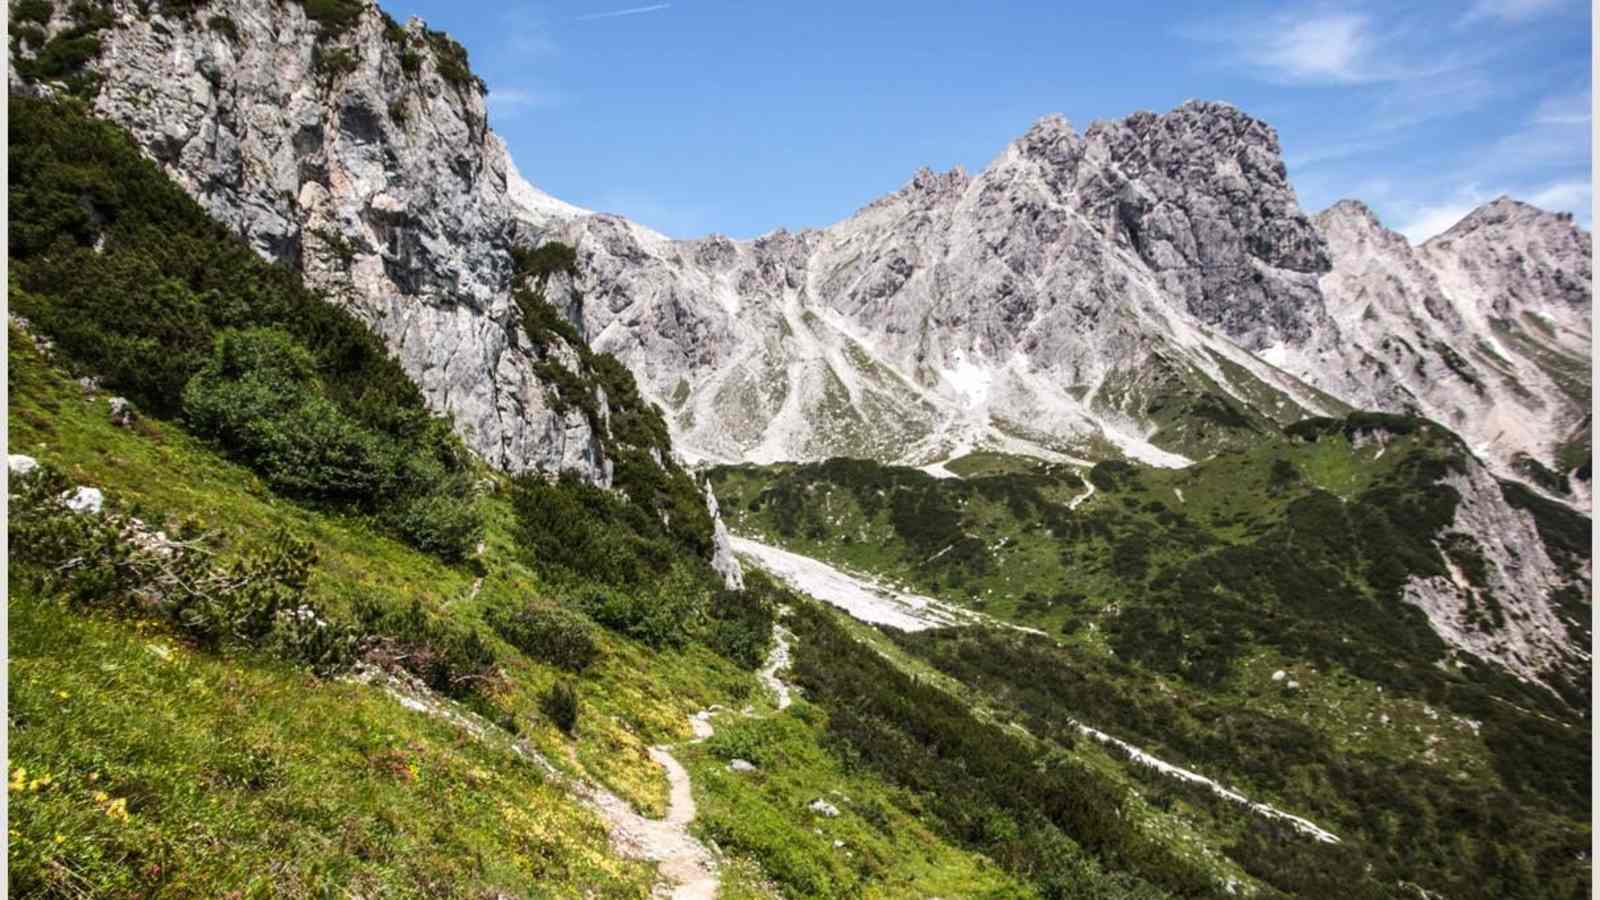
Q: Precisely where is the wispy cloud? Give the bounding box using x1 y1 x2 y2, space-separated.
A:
1184 10 1464 86
575 3 671 21
1527 179 1591 214
1394 176 1591 243
1398 193 1492 243
488 87 563 117
1250 13 1379 84
1533 89 1591 126
1460 0 1568 25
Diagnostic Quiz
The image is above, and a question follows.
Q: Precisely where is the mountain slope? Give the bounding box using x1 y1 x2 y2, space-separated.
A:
1270 199 1592 500
11 0 612 479
710 430 1592 899
546 105 1355 468
21 0 1585 499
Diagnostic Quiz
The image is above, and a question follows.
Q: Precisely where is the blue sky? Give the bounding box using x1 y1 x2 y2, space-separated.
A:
386 0 1591 242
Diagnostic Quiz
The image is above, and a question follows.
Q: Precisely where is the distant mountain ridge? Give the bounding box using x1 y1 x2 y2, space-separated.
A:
533 106 1590 503
15 0 1587 507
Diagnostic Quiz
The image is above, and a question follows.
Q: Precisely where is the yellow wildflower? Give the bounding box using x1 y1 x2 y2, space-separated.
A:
55 691 69 700
54 834 65 845
10 768 27 792
105 797 130 822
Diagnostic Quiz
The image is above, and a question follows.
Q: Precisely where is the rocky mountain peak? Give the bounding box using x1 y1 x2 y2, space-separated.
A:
1314 199 1410 251
1435 195 1568 240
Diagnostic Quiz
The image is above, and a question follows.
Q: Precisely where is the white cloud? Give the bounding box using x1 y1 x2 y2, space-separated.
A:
1186 9 1473 88
1533 90 1591 126
1249 13 1378 84
488 88 562 117
1527 179 1592 218
1461 0 1567 25
1398 200 1484 243
1394 177 1590 244
576 3 671 21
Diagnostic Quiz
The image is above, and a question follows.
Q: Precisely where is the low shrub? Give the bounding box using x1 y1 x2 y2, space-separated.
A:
8 462 355 673
354 598 497 699
541 682 579 735
488 600 601 673
706 570 780 668
9 99 483 562
182 327 482 560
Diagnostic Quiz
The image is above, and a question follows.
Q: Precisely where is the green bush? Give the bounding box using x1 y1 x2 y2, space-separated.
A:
354 598 497 699
13 0 54 25
580 567 705 650
385 490 482 563
9 99 484 562
707 570 780 668
183 328 386 499
8 462 355 673
206 14 239 42
488 601 601 673
295 0 363 37
541 682 580 735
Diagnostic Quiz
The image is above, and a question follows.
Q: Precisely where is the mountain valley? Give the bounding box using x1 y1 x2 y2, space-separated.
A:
5 1 1592 898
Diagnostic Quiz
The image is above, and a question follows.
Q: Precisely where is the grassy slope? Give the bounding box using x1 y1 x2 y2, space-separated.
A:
8 325 1027 897
708 439 1592 900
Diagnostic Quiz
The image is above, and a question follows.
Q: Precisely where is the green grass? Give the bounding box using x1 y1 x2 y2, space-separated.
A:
8 593 655 898
684 707 1034 898
709 423 1590 899
8 315 1026 897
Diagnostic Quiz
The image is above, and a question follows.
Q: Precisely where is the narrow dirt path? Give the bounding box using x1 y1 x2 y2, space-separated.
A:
624 624 798 898
362 624 799 900
1069 467 1096 510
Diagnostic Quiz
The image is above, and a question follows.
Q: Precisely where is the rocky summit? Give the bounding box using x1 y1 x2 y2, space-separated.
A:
539 105 1589 500
28 2 1586 504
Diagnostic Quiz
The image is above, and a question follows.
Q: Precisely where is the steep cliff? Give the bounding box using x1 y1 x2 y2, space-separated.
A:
1271 199 1592 504
14 0 604 479
7 0 743 584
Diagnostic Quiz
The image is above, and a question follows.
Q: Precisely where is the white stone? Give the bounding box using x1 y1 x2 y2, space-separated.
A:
727 759 756 773
808 799 840 818
62 487 104 514
9 454 39 477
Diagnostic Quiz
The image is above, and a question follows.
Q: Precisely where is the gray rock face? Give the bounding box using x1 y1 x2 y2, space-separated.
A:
548 102 1349 468
1402 463 1590 690
62 486 105 515
18 0 740 586
81 0 606 480
1278 198 1592 501
545 104 1587 501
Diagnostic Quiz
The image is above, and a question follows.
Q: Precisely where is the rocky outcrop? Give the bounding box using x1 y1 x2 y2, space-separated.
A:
547 102 1349 468
1402 463 1589 691
1269 199 1592 503
10 0 742 586
541 104 1586 499
73 0 607 480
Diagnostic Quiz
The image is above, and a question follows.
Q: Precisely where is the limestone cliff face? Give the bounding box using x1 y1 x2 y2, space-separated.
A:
75 0 606 480
547 103 1348 469
9 0 742 585
1276 199 1592 502
543 104 1588 509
